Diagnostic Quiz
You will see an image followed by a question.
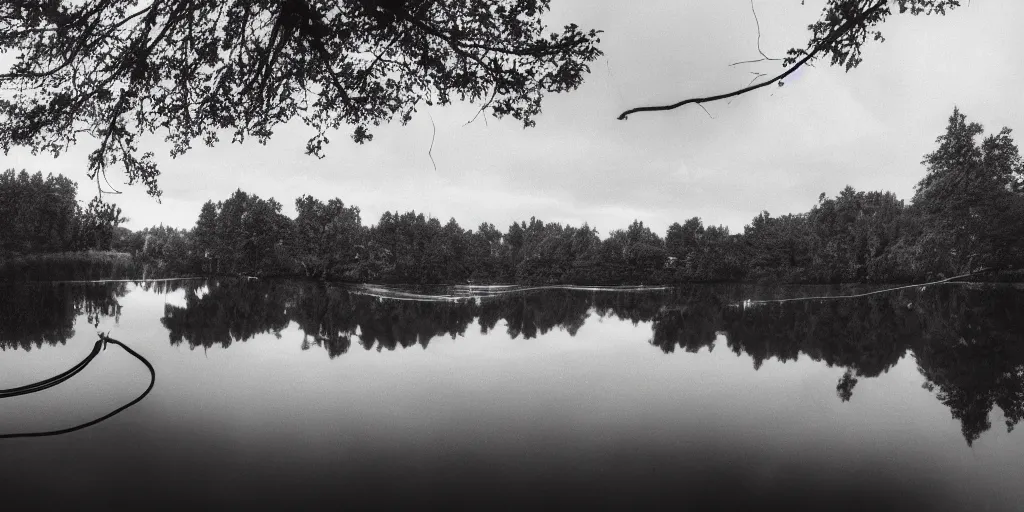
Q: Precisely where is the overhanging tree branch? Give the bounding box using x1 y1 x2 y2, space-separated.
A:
0 0 601 197
617 0 890 120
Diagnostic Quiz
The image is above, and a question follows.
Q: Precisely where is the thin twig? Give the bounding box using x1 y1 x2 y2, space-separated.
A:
427 111 437 173
729 0 781 67
463 88 497 126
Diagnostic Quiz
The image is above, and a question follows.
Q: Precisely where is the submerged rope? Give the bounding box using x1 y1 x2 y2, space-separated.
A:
0 334 155 439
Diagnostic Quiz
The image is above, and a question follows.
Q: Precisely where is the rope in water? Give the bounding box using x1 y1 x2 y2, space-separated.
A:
740 268 993 306
0 334 155 439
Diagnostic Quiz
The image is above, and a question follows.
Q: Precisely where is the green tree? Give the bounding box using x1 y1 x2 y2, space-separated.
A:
805 187 907 282
192 201 219 272
622 220 666 282
239 195 294 275
77 197 126 250
468 222 503 281
438 217 470 282
912 108 1024 273
204 189 294 276
293 195 363 279
666 217 705 280
0 169 81 254
694 224 744 282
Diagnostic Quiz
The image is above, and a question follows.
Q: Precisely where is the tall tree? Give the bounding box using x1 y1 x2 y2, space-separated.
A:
0 169 81 254
468 222 503 280
192 201 219 271
78 197 127 250
294 195 363 279
913 108 1024 273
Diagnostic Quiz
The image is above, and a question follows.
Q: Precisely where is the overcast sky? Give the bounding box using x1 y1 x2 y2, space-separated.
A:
6 0 1023 236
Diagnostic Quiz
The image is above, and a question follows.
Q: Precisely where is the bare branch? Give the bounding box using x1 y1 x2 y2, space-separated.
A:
617 0 887 120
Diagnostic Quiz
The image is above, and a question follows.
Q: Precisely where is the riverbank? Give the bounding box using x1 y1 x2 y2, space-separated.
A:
0 251 141 282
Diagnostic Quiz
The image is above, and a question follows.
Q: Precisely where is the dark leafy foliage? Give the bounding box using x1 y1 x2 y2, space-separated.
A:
0 0 601 196
791 1 962 72
913 108 1024 274
0 169 126 256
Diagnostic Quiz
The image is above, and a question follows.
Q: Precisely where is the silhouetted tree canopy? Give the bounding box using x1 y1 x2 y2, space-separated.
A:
0 169 126 254
912 108 1024 273
2 1 981 196
0 0 602 196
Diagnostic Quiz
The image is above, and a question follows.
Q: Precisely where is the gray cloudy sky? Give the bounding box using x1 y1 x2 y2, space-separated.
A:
7 0 1024 236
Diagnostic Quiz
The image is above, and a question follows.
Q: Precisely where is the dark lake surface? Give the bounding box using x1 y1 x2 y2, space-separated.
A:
2 279 1023 510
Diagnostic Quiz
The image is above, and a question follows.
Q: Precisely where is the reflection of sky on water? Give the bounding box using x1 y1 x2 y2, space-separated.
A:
1 281 1022 509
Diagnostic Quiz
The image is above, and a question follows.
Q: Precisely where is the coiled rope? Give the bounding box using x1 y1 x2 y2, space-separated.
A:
0 334 155 439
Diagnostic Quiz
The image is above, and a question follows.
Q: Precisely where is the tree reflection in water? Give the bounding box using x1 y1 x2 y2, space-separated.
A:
0 282 128 351
2 279 1022 445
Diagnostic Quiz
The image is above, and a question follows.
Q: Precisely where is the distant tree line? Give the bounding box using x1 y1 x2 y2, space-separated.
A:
4 108 1020 284
0 169 127 256
117 108 1023 284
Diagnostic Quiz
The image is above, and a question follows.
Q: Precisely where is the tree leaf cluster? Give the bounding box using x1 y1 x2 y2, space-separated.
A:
0 168 126 254
0 0 602 196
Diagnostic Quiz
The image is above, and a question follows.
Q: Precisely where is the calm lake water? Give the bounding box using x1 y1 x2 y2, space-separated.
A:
2 279 1022 510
